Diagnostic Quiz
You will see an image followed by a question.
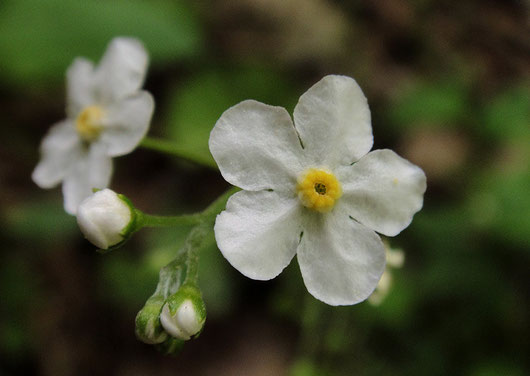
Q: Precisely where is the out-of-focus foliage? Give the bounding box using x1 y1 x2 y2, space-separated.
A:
481 85 529 141
0 0 202 86
1 0 529 375
389 80 470 130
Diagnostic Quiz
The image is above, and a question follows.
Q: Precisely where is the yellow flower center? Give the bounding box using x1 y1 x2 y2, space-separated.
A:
76 106 104 142
297 168 342 212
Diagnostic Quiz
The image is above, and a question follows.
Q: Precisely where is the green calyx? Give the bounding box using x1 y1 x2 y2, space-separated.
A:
166 284 206 321
135 295 168 345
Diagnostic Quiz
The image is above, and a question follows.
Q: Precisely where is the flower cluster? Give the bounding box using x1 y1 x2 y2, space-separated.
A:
32 37 154 214
32 39 426 352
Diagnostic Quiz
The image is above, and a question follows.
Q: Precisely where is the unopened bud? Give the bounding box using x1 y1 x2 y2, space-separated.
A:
135 296 168 344
160 285 206 340
76 189 135 250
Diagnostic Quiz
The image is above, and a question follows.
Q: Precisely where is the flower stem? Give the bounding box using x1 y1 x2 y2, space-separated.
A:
201 186 239 220
134 186 238 231
181 186 239 286
137 212 203 228
135 187 238 348
182 223 210 286
140 137 217 169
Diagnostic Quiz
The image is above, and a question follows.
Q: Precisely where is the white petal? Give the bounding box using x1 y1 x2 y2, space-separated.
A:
160 304 191 340
214 190 302 280
297 208 386 306
95 37 148 103
209 100 304 191
175 300 202 337
337 149 427 237
62 144 113 215
66 58 96 117
32 120 82 188
293 75 373 167
100 91 154 156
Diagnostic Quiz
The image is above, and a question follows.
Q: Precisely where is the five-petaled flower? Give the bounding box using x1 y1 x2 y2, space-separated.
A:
209 75 426 306
32 37 154 214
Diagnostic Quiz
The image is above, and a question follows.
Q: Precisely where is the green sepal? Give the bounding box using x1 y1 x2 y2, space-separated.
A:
155 336 185 356
135 295 168 345
118 193 139 235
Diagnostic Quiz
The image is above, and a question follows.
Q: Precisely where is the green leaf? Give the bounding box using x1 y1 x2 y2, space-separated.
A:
164 66 297 167
0 0 202 86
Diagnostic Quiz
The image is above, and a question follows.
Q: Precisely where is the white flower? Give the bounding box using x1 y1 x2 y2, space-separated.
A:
209 75 426 306
76 189 133 250
32 37 154 214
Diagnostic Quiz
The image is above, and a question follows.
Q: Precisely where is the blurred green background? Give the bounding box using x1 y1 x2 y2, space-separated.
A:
0 0 528 375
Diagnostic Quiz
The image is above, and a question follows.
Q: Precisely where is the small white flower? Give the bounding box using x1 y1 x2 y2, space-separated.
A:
209 75 426 306
160 299 205 340
76 188 133 250
32 37 154 214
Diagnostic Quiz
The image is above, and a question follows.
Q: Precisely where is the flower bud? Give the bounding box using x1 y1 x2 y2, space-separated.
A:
160 285 206 340
76 189 134 250
135 296 168 345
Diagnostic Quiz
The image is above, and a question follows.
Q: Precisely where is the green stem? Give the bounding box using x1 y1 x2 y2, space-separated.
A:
140 137 218 169
137 211 203 228
136 187 238 347
181 187 239 286
154 257 187 297
182 223 210 286
133 186 238 231
201 186 240 220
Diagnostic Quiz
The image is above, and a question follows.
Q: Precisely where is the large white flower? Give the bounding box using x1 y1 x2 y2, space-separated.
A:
209 75 426 306
32 37 154 214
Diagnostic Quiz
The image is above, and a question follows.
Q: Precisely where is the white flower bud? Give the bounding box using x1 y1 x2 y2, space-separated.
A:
160 286 206 340
76 189 133 249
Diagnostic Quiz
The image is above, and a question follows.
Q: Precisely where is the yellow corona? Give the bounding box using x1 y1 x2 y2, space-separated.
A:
76 106 104 142
296 168 342 212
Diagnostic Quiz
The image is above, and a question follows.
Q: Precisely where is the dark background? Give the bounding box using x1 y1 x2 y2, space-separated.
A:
0 0 528 375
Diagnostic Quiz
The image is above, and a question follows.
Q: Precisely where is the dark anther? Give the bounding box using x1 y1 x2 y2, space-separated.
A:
314 182 327 195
